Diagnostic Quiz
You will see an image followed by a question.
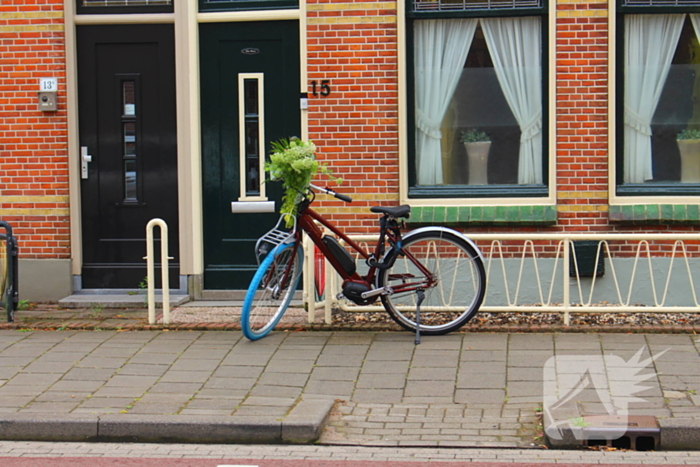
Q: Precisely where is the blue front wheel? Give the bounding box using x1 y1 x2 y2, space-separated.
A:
241 243 303 340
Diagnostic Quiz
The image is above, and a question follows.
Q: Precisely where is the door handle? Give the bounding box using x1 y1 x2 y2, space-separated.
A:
81 146 92 179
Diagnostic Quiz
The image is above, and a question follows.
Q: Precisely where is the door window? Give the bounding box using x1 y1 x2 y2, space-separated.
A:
121 78 140 203
239 73 266 200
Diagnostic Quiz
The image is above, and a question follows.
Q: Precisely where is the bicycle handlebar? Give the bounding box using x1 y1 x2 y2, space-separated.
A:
309 183 353 203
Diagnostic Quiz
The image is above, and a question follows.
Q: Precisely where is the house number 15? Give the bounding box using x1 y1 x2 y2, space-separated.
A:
311 80 331 97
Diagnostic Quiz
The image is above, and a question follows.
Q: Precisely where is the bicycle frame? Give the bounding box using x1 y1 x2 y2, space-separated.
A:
292 199 435 298
297 206 373 284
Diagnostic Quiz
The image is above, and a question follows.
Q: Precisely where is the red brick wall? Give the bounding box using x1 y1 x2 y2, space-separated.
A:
306 1 400 233
555 2 610 233
0 0 70 258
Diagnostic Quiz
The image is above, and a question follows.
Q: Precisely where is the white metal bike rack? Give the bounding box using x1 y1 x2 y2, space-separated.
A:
145 218 172 325
303 232 700 325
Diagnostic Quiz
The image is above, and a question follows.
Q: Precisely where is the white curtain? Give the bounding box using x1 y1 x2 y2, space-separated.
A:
691 14 700 45
481 17 543 184
624 14 685 183
415 19 478 185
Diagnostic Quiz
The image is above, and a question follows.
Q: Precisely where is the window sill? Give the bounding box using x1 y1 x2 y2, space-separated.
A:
609 204 700 224
408 205 557 226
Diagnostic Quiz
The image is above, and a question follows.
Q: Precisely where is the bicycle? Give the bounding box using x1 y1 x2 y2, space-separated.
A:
240 183 486 342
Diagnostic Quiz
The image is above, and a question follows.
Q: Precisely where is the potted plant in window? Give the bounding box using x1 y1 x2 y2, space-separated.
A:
676 128 700 183
460 129 491 185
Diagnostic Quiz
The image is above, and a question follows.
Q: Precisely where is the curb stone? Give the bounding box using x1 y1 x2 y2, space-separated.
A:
98 415 282 444
282 398 336 443
659 418 700 451
0 414 98 441
0 398 335 444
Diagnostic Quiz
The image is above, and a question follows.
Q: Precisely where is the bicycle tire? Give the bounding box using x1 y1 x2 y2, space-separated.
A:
241 242 303 340
377 229 485 335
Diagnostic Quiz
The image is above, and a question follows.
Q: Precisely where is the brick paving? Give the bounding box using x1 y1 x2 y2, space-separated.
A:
0 316 698 448
0 307 700 448
321 401 538 447
1 441 700 464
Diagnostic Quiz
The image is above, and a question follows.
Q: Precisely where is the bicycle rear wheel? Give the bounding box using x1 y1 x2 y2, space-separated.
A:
377 229 485 335
241 242 303 340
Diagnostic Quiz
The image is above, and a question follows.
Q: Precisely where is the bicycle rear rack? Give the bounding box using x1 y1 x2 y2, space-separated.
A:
254 215 296 265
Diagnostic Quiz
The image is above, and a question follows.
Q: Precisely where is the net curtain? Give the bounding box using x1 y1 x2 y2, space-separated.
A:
414 17 543 186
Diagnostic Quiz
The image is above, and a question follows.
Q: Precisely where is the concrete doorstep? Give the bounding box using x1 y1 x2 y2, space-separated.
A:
0 398 335 444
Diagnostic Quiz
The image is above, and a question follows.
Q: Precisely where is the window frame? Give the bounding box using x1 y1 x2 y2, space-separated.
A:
406 1 550 200
75 0 173 15
198 0 298 12
615 2 700 197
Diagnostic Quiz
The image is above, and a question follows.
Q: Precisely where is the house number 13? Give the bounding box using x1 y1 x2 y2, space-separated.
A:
311 80 331 97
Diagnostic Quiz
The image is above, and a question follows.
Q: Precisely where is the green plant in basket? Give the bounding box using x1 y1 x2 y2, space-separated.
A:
266 137 341 227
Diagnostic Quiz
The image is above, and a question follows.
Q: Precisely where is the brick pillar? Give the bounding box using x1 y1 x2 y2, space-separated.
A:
555 0 610 232
0 1 70 258
306 0 400 231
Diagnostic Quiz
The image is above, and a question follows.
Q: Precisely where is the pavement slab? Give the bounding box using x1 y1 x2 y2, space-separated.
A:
0 325 695 450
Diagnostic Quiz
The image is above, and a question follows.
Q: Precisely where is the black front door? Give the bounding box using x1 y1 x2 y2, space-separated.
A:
200 21 301 289
77 25 179 289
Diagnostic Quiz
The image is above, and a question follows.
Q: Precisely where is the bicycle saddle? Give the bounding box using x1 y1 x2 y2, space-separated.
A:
370 205 411 218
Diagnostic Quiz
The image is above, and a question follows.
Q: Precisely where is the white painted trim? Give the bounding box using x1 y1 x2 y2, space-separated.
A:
197 9 300 23
175 0 204 276
231 201 276 213
64 0 83 277
398 0 408 204
238 73 267 201
547 4 556 205
300 0 309 140
608 0 618 206
403 197 556 207
73 13 175 24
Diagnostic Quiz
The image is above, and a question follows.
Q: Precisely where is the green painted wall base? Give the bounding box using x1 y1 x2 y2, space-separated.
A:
409 205 557 226
609 205 700 224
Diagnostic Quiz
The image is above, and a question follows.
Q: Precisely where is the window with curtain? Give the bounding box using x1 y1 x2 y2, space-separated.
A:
408 0 548 198
618 4 700 194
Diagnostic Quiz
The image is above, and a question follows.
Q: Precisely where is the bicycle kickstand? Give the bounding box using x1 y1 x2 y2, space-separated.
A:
414 289 425 346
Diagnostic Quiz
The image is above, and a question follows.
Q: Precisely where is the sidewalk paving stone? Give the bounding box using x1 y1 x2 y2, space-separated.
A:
0 307 699 449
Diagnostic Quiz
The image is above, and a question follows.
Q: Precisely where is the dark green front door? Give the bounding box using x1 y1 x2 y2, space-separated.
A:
200 21 301 289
